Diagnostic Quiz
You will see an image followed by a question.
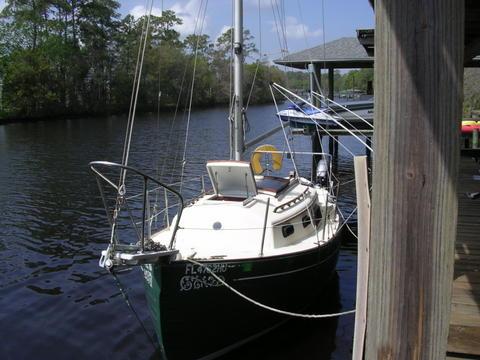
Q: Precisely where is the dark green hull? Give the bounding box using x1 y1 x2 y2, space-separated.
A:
142 231 342 360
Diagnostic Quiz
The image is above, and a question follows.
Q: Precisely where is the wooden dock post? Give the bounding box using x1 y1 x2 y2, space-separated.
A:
473 129 479 149
328 67 334 101
366 136 372 169
353 156 371 360
366 0 464 359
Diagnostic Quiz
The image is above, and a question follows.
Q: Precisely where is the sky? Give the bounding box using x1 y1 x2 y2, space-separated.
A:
0 0 374 61
119 0 374 60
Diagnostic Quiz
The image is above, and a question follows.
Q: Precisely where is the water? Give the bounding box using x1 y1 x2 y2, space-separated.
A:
0 104 365 359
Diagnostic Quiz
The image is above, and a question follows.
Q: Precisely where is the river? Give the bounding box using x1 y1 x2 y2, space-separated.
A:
0 104 366 359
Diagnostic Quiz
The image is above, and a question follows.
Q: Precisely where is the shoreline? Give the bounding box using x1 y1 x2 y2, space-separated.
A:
0 100 277 126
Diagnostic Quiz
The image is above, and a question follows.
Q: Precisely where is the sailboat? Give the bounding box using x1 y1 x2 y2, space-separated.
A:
90 1 343 359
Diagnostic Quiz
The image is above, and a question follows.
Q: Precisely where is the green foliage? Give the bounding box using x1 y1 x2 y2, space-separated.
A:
339 68 373 92
0 4 283 119
464 68 480 115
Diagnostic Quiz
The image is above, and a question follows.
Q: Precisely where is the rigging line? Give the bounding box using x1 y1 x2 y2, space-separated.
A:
245 0 263 111
269 85 300 177
312 91 374 130
272 0 291 88
269 86 321 245
270 0 284 58
120 0 150 184
321 0 327 74
228 0 234 159
229 0 234 113
167 62 190 184
154 3 165 209
296 0 321 101
111 272 157 350
313 97 371 136
121 0 154 187
168 0 207 184
338 206 358 226
274 0 287 55
271 85 358 158
187 259 356 319
269 82 320 247
337 207 359 240
273 83 373 152
179 0 209 192
310 93 371 135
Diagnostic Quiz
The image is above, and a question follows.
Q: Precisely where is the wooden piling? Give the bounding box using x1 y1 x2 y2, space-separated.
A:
473 129 479 149
366 0 464 359
353 156 371 360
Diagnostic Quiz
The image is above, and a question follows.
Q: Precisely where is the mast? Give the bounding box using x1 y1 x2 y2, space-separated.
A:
232 0 244 161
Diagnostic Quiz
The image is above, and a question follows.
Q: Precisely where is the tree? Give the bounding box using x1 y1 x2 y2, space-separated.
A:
78 0 120 112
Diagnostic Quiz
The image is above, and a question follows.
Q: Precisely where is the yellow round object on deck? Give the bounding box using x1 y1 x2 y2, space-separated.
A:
462 120 478 126
251 144 283 175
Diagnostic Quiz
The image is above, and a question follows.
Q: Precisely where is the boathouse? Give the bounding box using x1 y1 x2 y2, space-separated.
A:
276 1 480 358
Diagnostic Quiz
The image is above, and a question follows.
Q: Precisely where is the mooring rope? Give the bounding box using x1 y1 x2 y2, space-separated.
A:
112 271 157 350
186 258 356 319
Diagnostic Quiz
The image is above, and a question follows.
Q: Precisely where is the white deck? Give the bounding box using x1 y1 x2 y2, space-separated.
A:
152 179 339 260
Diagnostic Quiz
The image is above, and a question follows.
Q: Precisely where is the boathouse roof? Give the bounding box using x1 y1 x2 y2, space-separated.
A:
276 0 480 70
274 37 373 70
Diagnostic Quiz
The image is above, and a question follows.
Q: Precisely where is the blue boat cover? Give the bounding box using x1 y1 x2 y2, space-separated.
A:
287 102 321 115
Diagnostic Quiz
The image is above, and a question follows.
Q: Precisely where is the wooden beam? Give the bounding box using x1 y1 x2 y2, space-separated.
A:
366 0 464 359
313 64 322 108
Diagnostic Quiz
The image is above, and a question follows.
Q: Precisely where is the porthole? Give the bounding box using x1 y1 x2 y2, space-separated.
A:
282 224 294 238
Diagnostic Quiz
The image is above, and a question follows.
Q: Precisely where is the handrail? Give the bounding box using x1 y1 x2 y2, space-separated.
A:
125 175 207 200
259 198 270 256
89 161 184 250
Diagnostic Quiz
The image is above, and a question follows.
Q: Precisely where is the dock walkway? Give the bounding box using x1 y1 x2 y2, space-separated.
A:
447 155 480 357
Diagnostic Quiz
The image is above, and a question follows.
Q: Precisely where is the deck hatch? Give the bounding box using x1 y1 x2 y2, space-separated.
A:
206 161 257 199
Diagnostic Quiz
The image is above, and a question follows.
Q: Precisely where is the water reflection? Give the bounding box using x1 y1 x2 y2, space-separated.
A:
0 105 363 359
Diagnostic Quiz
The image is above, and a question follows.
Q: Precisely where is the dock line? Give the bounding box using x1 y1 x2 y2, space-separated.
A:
186 258 356 319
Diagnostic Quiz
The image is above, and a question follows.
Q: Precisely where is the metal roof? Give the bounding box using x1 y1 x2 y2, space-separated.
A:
276 0 480 70
274 37 374 70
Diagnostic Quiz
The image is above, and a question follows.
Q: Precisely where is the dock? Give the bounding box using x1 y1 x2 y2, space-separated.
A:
447 154 480 358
